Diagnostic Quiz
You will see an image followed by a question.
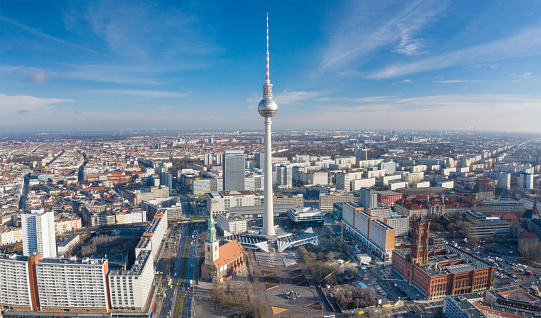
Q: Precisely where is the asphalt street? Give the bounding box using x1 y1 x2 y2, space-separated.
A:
159 224 191 318
181 229 199 317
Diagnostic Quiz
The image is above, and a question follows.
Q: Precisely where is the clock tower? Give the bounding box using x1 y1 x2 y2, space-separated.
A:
410 217 430 264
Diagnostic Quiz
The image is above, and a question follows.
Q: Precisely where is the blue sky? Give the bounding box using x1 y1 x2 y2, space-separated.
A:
1 0 541 133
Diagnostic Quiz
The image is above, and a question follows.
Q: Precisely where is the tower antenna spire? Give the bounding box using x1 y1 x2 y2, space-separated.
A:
266 13 270 84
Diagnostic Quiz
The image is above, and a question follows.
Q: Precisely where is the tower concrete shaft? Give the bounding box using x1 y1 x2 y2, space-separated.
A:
262 116 275 236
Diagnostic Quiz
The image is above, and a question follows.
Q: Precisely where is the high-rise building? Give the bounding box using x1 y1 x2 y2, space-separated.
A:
215 152 224 165
255 152 265 169
360 187 377 210
355 147 368 160
258 13 278 236
21 209 57 258
160 171 173 195
519 172 534 189
276 165 292 188
223 150 245 191
204 153 214 165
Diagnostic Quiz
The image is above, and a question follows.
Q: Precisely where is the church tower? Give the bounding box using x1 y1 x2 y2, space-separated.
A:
410 217 430 264
204 213 219 266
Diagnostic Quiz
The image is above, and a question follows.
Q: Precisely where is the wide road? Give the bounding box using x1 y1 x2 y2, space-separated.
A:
181 229 199 317
159 224 191 318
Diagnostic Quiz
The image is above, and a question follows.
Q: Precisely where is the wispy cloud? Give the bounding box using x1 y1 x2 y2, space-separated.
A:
247 90 322 107
370 26 541 79
99 89 190 98
0 93 73 115
26 70 49 84
0 15 93 52
277 94 541 132
58 64 163 85
85 2 216 58
321 0 447 71
275 90 323 105
393 79 412 85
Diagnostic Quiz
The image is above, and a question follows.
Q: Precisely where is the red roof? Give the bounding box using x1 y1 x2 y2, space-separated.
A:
519 232 539 239
214 240 245 268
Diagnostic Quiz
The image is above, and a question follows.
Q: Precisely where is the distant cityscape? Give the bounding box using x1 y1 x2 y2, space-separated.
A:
0 130 540 317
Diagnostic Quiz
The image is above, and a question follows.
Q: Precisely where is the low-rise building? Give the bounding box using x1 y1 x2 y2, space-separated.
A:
287 206 325 228
216 212 247 234
56 234 80 257
464 211 511 239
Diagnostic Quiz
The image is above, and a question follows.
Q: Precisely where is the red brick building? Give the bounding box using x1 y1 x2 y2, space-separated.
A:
392 218 495 299
377 191 402 207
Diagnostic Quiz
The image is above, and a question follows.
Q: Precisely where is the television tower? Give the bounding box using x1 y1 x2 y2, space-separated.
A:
259 13 277 236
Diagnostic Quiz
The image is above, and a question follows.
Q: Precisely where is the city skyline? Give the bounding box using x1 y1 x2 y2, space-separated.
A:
1 1 541 133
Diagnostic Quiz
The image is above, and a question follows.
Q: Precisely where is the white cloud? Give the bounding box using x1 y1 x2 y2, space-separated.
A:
522 72 533 77
26 70 49 83
275 90 322 105
320 1 447 70
370 26 541 79
0 94 72 115
247 90 322 108
278 94 541 132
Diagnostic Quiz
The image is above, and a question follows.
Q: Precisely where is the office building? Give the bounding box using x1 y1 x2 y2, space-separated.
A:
223 150 246 191
160 171 173 195
287 206 325 227
255 152 265 169
216 212 247 234
142 196 183 221
464 211 511 239
22 209 57 258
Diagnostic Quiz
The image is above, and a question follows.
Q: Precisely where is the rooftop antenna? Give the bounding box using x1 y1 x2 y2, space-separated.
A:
266 12 270 84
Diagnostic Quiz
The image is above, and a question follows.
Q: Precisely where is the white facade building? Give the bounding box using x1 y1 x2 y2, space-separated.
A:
0 227 22 245
22 209 57 258
207 191 262 214
216 212 247 234
35 257 110 312
0 254 35 310
109 250 154 310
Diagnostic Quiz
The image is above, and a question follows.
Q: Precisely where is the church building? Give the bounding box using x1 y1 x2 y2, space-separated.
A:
201 213 247 282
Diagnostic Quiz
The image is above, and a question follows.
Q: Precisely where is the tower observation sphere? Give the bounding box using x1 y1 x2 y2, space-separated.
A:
258 88 278 118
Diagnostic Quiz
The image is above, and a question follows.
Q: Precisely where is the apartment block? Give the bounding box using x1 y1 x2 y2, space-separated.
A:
109 250 153 310
35 257 110 312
